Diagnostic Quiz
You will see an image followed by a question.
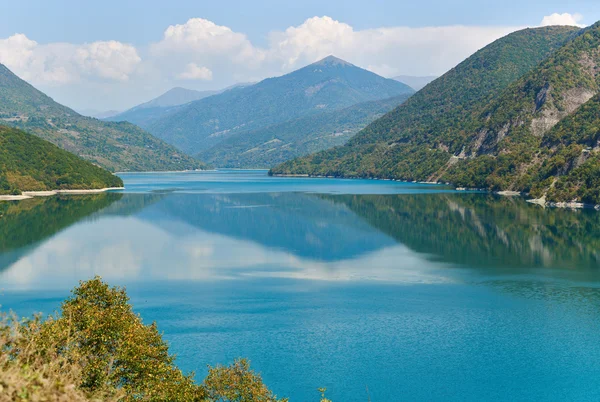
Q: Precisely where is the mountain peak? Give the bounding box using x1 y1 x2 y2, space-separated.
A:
312 55 353 67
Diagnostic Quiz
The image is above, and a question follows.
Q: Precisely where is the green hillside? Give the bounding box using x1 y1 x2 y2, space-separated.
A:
0 64 204 172
0 125 122 195
442 23 600 203
198 93 412 168
271 26 598 203
146 56 414 155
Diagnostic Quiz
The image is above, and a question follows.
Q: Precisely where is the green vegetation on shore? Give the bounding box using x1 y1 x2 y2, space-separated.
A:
0 126 122 195
271 25 600 204
0 278 294 401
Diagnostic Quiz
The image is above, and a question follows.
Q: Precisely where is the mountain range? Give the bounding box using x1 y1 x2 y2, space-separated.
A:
197 93 411 168
108 56 413 168
0 64 203 172
271 24 600 205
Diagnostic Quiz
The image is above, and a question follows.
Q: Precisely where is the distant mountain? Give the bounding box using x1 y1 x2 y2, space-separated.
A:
78 109 122 119
145 56 415 156
0 63 203 172
271 26 595 203
198 94 412 168
108 83 255 128
392 75 437 91
135 87 220 109
0 125 122 194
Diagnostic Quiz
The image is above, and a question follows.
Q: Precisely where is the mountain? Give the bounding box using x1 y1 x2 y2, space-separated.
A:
145 56 415 156
0 126 122 195
134 87 220 109
271 26 594 202
109 87 219 128
108 83 255 128
392 75 437 91
0 63 203 172
198 94 412 168
441 23 600 204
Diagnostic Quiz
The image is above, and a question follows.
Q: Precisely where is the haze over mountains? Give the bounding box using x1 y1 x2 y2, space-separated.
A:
273 24 600 204
108 84 255 129
0 63 203 172
392 75 437 91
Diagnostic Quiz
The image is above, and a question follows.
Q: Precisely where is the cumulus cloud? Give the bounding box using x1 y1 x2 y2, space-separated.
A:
152 18 265 65
541 13 585 27
0 14 565 110
0 34 141 85
177 63 213 80
74 41 141 81
149 15 521 85
265 16 521 77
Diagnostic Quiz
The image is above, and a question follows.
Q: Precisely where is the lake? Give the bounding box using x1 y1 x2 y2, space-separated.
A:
1 170 600 401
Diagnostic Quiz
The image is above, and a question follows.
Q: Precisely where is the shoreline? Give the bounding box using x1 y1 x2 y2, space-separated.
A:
271 173 600 210
0 187 124 201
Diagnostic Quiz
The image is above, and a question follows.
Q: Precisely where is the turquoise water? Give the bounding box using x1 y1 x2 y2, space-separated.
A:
1 170 600 401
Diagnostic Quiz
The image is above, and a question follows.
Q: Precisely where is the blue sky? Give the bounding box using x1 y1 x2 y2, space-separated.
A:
2 0 598 45
0 0 595 111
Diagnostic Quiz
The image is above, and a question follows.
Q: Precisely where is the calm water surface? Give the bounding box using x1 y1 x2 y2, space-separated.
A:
1 170 600 401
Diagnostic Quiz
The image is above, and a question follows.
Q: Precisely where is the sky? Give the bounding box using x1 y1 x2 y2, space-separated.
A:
0 0 597 112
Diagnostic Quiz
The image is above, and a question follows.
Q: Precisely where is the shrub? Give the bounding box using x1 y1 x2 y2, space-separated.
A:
0 277 304 401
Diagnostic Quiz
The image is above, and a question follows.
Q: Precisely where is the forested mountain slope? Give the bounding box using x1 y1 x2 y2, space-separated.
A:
271 25 597 203
0 64 203 172
0 126 122 195
197 93 412 168
146 56 414 155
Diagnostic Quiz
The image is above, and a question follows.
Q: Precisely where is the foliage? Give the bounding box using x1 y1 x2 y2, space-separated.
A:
0 278 318 401
37 278 204 400
0 63 204 172
0 313 122 401
0 125 123 194
203 359 288 402
198 94 412 168
146 56 414 155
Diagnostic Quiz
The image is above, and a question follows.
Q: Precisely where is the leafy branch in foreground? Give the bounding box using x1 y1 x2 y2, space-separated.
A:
0 277 302 401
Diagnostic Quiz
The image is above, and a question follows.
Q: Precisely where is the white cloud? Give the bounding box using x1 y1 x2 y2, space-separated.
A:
0 14 561 109
152 18 265 65
0 34 141 85
177 62 213 80
149 15 521 86
74 41 141 81
266 16 521 77
541 13 585 28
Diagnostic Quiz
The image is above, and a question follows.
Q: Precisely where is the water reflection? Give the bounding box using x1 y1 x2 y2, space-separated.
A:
0 194 123 273
1 192 599 290
3 182 600 402
321 193 600 270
